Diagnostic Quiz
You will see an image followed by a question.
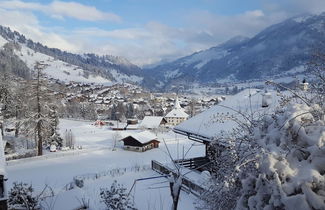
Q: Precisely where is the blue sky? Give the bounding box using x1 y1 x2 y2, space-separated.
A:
0 0 324 65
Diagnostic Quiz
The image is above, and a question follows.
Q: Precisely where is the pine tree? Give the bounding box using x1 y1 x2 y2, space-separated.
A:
22 62 60 155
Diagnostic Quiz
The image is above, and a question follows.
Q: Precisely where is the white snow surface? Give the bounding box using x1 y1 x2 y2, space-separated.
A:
164 69 182 79
0 36 7 47
293 15 312 23
139 116 164 129
237 101 325 210
7 119 205 209
110 69 143 84
165 108 189 118
120 130 158 144
165 97 189 118
14 44 143 85
182 48 229 69
15 45 112 84
174 89 281 142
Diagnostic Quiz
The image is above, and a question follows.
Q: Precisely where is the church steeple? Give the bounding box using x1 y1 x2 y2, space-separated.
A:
174 96 182 109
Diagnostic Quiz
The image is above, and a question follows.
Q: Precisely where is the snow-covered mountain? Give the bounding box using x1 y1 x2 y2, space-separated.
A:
144 13 325 90
2 12 325 90
0 26 143 84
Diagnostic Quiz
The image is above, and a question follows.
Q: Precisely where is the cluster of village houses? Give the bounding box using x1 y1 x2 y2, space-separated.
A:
55 82 224 120
0 77 296 208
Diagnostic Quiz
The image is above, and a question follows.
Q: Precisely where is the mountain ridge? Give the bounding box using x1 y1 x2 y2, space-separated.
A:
143 12 325 90
0 25 144 84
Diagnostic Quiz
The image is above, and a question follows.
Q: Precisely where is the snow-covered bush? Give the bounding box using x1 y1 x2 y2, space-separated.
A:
100 180 136 210
199 111 262 209
201 84 325 209
8 182 55 210
237 102 325 210
8 182 40 210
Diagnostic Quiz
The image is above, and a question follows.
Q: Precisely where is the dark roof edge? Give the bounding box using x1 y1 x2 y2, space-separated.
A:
173 128 211 144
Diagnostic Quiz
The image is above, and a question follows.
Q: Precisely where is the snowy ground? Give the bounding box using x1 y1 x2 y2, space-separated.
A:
6 119 205 209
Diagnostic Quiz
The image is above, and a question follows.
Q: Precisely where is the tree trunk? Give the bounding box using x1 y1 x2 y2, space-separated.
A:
0 123 3 137
15 108 19 137
36 63 42 156
37 121 42 156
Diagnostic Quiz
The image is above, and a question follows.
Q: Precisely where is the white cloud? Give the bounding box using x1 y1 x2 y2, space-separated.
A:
262 0 325 15
0 0 324 66
0 0 121 22
49 1 121 22
0 8 80 52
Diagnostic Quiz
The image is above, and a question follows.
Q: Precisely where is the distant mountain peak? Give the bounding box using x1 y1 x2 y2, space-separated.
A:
143 12 325 90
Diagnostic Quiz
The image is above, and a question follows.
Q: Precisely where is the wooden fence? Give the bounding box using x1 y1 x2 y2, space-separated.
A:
151 160 205 197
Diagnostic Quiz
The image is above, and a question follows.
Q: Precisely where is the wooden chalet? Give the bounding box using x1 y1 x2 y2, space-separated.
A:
120 131 160 152
173 89 281 171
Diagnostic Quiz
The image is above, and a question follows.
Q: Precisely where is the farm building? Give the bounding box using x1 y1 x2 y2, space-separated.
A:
120 131 160 152
139 116 167 129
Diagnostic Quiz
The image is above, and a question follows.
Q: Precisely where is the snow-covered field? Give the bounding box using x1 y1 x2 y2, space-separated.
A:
7 119 205 209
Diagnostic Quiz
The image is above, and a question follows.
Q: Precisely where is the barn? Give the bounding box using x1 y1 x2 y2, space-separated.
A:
120 131 160 152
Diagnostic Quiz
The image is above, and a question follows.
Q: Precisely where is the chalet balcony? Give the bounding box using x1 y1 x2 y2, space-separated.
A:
173 156 210 172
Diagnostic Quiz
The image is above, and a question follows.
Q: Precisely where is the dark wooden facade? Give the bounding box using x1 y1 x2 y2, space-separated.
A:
121 136 160 152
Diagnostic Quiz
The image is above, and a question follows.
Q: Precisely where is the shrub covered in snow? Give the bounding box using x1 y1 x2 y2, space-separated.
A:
8 182 55 210
237 102 325 210
8 182 40 210
100 180 136 210
201 88 325 210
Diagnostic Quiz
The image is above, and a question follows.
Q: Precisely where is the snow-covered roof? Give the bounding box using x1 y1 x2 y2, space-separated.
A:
174 89 281 143
165 97 189 118
121 131 158 144
0 130 7 176
140 116 165 129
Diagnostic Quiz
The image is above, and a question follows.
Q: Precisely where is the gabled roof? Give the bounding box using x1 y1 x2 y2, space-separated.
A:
165 96 189 118
140 116 165 129
121 131 158 144
174 89 282 143
165 108 189 118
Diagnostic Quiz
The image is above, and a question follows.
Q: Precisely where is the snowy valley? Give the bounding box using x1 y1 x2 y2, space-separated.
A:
0 6 324 210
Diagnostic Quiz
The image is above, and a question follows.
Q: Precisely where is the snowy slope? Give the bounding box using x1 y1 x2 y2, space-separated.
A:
0 35 7 47
144 13 325 90
15 45 113 84
0 25 144 85
182 48 229 69
110 69 143 83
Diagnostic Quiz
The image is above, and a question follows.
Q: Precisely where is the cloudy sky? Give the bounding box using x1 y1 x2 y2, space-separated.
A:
0 0 324 66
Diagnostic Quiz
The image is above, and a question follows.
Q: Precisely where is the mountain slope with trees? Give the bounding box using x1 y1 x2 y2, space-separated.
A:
0 25 143 84
144 13 325 90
